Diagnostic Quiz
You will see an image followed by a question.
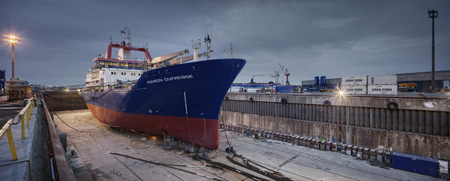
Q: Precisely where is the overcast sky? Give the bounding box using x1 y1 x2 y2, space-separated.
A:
1 0 449 86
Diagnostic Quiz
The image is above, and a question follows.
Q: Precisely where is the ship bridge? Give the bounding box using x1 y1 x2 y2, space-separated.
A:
93 58 149 70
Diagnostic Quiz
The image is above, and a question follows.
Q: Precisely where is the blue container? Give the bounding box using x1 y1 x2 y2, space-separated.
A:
320 76 326 85
314 76 319 85
392 152 439 177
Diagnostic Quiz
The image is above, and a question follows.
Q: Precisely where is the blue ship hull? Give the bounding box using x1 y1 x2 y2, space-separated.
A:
80 59 245 150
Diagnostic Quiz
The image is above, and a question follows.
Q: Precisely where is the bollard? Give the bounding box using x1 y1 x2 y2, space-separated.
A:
370 149 377 160
341 144 347 154
377 150 384 162
314 140 320 149
363 147 370 159
346 145 352 155
384 151 392 164
311 139 316 148
319 141 326 150
331 142 337 152
352 146 358 157
326 141 332 151
357 147 363 158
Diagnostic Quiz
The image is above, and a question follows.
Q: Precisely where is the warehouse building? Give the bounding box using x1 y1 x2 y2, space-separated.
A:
302 70 450 92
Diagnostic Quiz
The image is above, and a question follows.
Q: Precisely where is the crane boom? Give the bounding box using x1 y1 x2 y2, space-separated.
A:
150 49 189 65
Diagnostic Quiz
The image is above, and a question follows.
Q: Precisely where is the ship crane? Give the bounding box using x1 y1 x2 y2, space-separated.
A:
278 63 290 85
151 35 214 67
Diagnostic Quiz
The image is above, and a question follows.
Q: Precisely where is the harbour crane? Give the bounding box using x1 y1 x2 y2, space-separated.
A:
278 63 290 85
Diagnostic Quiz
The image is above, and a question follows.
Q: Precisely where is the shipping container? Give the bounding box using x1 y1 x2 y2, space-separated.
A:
341 76 367 85
368 75 397 85
342 85 367 94
392 152 440 177
367 85 397 94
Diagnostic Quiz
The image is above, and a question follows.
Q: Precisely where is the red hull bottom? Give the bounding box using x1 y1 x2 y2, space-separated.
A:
86 104 219 150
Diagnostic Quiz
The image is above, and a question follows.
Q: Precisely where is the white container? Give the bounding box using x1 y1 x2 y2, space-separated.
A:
342 85 367 94
342 76 367 86
368 75 397 85
367 85 398 94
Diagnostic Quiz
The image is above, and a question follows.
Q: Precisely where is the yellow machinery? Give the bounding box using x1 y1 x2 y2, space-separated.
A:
399 83 417 92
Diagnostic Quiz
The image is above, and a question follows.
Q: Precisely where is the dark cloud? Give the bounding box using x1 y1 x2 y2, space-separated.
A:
1 0 449 86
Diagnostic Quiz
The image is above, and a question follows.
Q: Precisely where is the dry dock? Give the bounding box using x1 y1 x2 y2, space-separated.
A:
53 110 441 180
1 91 449 180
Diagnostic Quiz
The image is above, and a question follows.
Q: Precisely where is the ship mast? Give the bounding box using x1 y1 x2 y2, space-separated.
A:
118 27 132 60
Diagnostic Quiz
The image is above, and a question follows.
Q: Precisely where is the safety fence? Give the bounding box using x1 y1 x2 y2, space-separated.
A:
0 98 35 161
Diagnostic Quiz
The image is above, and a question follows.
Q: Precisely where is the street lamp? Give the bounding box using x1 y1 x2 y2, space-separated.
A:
428 9 438 93
7 35 19 79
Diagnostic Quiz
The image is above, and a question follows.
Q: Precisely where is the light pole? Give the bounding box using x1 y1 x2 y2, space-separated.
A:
8 35 18 79
428 9 438 93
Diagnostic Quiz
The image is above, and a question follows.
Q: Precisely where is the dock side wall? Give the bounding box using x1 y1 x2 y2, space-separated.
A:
220 93 450 159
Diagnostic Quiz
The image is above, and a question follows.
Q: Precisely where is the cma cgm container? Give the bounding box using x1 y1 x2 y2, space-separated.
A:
392 152 440 177
368 75 397 85
368 85 398 94
342 76 367 86
342 85 367 94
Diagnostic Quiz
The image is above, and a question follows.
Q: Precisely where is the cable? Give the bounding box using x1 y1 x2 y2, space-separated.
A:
109 151 222 181
53 112 103 134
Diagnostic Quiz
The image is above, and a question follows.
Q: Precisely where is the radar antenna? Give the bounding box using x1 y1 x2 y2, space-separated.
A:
120 27 132 47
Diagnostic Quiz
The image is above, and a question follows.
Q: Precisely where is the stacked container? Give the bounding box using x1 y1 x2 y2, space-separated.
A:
341 76 367 94
367 75 398 94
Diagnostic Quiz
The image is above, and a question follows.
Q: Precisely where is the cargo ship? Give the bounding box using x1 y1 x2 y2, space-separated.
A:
80 28 245 150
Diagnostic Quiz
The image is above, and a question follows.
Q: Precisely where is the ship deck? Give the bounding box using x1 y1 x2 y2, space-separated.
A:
52 110 440 180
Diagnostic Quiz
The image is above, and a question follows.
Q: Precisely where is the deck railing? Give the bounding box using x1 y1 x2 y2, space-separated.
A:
0 97 35 160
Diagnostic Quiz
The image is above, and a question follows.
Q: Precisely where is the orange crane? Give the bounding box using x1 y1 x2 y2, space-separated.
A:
278 63 290 85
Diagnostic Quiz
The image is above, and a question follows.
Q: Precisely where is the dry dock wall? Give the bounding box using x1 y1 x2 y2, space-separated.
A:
220 93 450 159
41 91 87 111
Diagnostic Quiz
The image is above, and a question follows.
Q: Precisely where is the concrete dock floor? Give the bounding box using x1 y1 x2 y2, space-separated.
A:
53 110 442 181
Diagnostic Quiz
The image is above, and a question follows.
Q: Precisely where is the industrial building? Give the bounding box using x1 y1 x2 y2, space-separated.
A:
302 70 450 92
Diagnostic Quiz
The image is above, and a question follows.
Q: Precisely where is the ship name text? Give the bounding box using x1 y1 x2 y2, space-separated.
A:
147 74 194 84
